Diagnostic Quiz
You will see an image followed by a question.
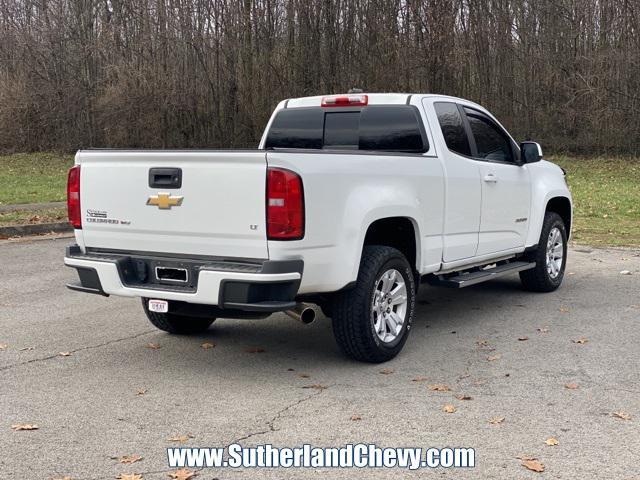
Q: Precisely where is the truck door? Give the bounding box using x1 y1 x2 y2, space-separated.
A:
429 100 481 262
460 106 531 255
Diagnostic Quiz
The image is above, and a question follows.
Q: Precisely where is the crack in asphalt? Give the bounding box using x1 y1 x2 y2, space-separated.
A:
0 329 156 373
88 386 328 480
228 385 328 446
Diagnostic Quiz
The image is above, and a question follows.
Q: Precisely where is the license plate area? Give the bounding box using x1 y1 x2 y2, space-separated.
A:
148 299 169 312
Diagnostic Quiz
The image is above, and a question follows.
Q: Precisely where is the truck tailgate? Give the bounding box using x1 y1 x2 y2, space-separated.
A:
77 150 268 259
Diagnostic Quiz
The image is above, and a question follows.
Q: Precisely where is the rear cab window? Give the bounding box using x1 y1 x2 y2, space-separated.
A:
265 105 429 153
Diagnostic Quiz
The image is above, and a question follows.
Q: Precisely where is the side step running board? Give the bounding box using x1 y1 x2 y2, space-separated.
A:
430 261 536 288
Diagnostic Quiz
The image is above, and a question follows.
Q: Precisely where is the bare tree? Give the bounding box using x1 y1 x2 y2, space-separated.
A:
0 0 638 153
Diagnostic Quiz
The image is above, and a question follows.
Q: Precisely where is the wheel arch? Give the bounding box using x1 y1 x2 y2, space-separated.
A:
545 196 572 236
360 216 421 274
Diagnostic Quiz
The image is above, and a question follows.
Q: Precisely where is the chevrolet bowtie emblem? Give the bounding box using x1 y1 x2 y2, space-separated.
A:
146 193 184 209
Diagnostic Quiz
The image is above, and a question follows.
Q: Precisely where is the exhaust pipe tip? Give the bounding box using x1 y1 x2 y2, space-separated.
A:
285 303 316 324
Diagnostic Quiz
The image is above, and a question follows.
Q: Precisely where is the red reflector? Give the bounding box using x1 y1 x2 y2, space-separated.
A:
266 167 304 240
67 165 82 229
321 94 368 107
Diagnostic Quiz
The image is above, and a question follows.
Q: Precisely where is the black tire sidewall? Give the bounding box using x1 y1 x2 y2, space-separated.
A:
364 251 416 354
540 214 568 288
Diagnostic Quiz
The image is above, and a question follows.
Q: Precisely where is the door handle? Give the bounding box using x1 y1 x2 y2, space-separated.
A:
483 173 498 183
149 168 182 189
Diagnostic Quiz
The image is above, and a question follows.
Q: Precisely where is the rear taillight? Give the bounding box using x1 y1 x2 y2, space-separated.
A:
67 165 81 229
266 167 304 240
321 94 368 107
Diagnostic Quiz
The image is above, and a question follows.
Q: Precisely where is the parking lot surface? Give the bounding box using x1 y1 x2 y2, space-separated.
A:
1 236 639 479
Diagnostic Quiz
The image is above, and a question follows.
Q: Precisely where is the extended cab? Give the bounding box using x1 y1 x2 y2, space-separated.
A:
64 93 572 362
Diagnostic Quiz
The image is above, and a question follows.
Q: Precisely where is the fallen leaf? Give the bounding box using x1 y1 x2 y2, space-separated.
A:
559 306 570 313
302 384 328 390
146 343 161 350
564 382 579 390
350 414 362 421
442 404 457 413
11 424 39 431
412 376 429 382
517 336 529 341
200 342 215 349
487 354 502 361
135 389 147 396
522 459 545 472
455 394 472 400
544 437 559 446
168 434 195 443
572 338 589 344
522 460 544 473
488 416 505 424
537 327 549 333
116 475 143 480
379 368 394 375
168 468 196 480
113 455 143 464
59 352 71 357
612 411 631 420
428 384 451 392
245 346 265 353
620 270 632 275
298 373 310 378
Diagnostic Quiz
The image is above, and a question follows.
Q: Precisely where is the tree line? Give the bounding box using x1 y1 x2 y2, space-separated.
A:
0 0 638 154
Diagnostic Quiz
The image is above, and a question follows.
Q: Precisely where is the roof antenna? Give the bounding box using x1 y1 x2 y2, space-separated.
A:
347 88 363 94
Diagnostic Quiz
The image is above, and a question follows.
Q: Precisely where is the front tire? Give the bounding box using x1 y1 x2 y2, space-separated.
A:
331 246 416 363
519 212 568 292
141 299 215 334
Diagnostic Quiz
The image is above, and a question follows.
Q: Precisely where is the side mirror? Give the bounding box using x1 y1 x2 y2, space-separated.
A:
520 141 543 164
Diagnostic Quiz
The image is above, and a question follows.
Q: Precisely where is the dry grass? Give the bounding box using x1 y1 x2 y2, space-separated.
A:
0 208 67 227
550 155 640 247
0 152 73 205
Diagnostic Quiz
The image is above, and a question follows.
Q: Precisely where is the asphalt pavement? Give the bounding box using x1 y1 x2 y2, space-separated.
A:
1 235 639 479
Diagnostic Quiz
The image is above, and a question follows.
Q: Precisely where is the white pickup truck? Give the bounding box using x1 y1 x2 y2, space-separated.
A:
64 93 571 362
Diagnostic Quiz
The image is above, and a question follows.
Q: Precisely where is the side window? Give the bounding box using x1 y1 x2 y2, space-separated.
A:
464 110 514 163
434 102 471 157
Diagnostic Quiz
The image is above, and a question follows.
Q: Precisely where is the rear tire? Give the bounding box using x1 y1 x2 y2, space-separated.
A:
141 298 215 334
519 211 568 292
330 246 416 363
